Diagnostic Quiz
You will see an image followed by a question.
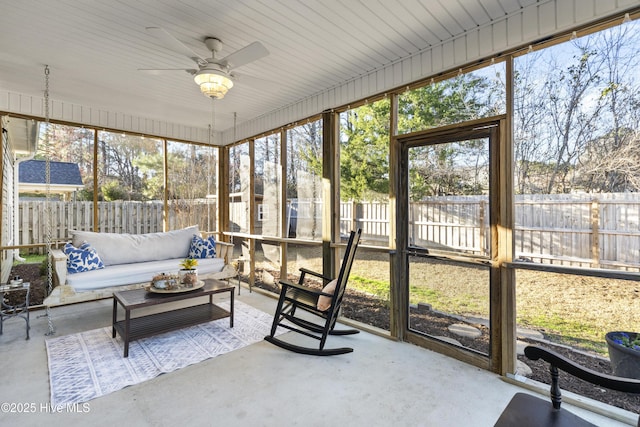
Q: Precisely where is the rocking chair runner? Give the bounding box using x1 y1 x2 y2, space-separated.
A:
264 229 362 356
494 345 640 427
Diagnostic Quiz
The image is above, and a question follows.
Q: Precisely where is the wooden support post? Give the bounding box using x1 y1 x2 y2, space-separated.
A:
322 110 338 277
218 147 230 241
0 117 4 257
280 128 288 283
162 138 168 231
93 129 99 232
248 139 255 289
497 55 516 376
591 199 600 268
389 92 404 341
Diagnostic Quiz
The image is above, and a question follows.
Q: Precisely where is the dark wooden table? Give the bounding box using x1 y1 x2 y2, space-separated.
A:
112 279 234 357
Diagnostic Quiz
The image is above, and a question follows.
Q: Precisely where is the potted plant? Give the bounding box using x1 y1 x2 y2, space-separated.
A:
179 258 198 285
605 331 640 379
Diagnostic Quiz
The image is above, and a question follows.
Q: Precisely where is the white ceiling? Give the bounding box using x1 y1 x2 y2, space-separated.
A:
0 0 616 140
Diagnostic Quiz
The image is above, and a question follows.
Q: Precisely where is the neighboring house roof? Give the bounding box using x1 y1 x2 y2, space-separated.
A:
18 159 84 193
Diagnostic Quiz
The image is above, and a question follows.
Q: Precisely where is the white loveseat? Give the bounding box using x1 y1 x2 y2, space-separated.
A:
44 226 236 307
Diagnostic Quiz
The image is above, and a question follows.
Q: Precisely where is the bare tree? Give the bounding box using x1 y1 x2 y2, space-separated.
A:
575 24 640 192
544 41 606 193
513 52 549 194
514 21 640 194
579 129 640 192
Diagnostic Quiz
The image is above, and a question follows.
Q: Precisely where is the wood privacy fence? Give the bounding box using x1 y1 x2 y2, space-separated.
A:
17 200 217 253
16 194 640 270
339 193 640 271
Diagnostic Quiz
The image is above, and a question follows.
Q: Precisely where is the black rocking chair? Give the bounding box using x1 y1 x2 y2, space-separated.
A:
264 229 362 356
494 345 640 427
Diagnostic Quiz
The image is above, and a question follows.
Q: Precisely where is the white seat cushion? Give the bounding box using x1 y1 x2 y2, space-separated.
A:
67 257 225 292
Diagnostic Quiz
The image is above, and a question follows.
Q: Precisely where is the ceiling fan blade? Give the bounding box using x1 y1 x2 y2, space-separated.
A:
232 72 281 93
138 68 197 75
146 27 206 65
222 41 269 70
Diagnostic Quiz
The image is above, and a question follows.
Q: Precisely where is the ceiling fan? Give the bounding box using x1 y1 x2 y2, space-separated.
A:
140 27 269 99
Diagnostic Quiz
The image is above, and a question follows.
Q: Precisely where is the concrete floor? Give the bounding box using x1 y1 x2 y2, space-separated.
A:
0 286 636 427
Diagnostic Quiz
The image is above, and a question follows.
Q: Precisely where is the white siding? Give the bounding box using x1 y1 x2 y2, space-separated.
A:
1 118 14 283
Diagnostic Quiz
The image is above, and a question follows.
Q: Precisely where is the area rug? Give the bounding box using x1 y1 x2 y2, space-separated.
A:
46 300 282 406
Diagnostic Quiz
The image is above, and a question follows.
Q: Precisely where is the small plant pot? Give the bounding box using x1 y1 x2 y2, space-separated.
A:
605 331 640 379
179 269 198 285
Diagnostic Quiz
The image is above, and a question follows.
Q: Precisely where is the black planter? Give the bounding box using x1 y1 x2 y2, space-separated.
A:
605 331 640 379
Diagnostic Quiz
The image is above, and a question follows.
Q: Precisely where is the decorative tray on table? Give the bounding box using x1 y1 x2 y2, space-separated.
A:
145 279 205 294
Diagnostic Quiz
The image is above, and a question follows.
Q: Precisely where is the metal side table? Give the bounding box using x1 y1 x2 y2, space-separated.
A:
0 282 30 340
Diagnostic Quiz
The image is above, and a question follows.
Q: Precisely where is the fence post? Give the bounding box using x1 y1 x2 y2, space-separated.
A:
479 200 486 257
591 199 600 268
351 200 357 234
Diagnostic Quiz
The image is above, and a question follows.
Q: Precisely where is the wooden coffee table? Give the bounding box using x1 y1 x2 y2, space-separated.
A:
112 279 234 357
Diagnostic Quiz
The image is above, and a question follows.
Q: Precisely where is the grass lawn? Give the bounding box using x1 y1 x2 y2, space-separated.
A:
13 253 46 266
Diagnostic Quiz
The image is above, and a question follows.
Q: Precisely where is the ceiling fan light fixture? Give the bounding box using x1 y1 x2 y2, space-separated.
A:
194 69 234 99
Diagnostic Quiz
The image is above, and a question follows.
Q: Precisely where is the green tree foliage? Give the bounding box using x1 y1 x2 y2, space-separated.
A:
76 188 94 201
101 180 127 201
340 99 390 201
339 73 497 202
134 151 165 200
398 75 491 133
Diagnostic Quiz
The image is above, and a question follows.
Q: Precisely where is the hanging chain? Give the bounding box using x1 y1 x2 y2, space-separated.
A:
231 112 237 254
232 111 237 193
43 65 55 335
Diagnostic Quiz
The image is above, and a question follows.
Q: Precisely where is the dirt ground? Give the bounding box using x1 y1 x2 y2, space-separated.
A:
8 262 639 413
5 263 47 306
